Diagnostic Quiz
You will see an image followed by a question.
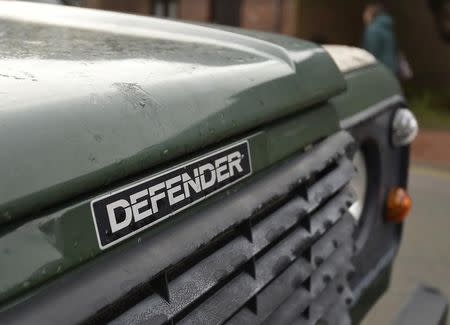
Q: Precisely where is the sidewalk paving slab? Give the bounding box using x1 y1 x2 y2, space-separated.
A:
412 130 450 167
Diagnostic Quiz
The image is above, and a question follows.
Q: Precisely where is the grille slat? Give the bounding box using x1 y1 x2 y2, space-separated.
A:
259 215 355 325
307 158 355 206
178 221 314 323
179 197 355 324
305 271 353 325
225 212 355 325
225 257 311 325
311 240 354 297
180 257 312 325
110 189 353 325
319 300 352 325
311 213 354 259
261 288 311 324
107 131 356 325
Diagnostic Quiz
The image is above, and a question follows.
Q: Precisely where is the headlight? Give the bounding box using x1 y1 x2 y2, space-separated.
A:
349 149 368 223
392 108 419 146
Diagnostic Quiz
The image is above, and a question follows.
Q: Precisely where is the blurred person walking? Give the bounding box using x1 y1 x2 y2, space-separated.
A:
362 3 398 74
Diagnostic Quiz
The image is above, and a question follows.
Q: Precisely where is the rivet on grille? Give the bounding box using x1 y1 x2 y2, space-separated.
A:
314 256 324 267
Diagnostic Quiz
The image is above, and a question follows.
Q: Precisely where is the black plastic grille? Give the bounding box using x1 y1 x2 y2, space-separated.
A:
107 131 357 325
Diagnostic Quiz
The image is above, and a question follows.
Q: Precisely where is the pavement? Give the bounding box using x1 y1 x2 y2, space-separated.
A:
362 165 450 324
411 130 450 167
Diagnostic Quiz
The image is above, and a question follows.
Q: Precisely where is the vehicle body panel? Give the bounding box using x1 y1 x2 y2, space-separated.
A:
332 63 403 122
0 2 408 323
0 2 344 225
0 103 339 306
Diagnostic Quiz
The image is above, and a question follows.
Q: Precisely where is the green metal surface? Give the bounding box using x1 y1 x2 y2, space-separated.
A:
0 2 345 226
0 0 406 313
331 63 403 121
0 101 339 306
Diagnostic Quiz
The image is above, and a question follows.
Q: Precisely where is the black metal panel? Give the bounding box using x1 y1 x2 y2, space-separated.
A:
225 263 309 325
262 287 311 325
179 199 354 324
306 272 353 325
260 218 355 325
0 131 356 325
178 253 310 324
348 104 411 322
227 219 356 325
314 300 352 325
178 205 355 325
111 189 354 324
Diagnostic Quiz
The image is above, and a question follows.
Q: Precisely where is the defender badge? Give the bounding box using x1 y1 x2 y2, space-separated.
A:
91 141 252 249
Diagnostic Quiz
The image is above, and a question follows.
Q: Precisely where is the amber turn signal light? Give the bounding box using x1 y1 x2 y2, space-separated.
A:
386 188 412 223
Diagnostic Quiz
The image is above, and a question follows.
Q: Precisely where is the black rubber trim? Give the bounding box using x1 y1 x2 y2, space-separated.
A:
339 95 405 129
346 99 410 322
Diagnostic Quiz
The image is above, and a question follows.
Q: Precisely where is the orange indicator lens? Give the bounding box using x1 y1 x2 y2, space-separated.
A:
386 187 412 223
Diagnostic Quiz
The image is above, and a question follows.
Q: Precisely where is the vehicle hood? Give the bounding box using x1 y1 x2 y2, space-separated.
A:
0 1 345 224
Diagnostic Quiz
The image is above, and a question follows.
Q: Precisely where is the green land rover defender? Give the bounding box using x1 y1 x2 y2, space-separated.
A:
0 2 420 324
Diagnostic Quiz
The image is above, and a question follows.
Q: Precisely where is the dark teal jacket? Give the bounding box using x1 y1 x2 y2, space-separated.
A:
363 14 397 74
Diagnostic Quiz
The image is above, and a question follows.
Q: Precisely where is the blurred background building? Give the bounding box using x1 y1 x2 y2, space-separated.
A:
84 0 450 92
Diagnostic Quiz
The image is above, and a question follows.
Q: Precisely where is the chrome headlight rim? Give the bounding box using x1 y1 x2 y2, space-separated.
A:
349 149 368 224
391 108 419 147
350 140 381 251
